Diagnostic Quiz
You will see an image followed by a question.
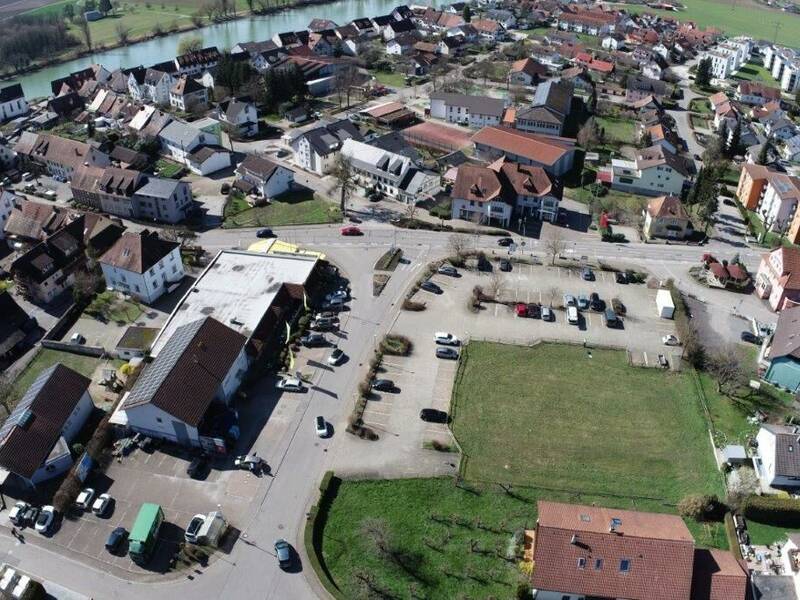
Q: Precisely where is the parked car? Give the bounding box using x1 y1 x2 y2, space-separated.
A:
275 539 293 569
220 183 230 194
516 303 541 318
420 281 443 294
581 267 594 281
311 316 337 331
497 237 513 247
185 514 206 544
105 527 127 553
541 306 554 321
563 294 576 307
92 493 112 517
70 332 85 345
34 506 55 534
615 272 628 284
234 454 264 471
577 295 590 310
322 297 346 311
611 298 626 315
419 409 448 423
276 148 290 158
437 264 458 276
301 332 327 347
256 228 275 238
604 308 621 328
315 416 329 438
434 332 460 346
740 331 762 344
662 335 681 346
21 506 39 527
436 347 459 359
325 289 348 303
187 455 209 479
276 377 305 392
499 259 512 272
372 379 395 392
328 348 345 366
340 226 362 236
567 306 579 325
9 501 30 526
589 293 604 312
76 488 95 510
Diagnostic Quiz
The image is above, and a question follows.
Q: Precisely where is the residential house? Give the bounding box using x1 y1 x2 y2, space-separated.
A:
472 126 576 177
531 500 748 600
134 178 194 222
782 135 800 162
186 145 231 176
235 155 295 199
340 138 440 203
436 35 467 57
755 423 800 491
428 93 508 128
15 133 110 180
737 81 782 106
99 230 183 304
608 144 690 197
471 18 505 41
0 190 17 241
643 195 693 240
771 534 800 600
0 84 28 123
557 8 619 36
386 32 421 55
0 364 93 487
639 122 678 154
128 68 175 106
626 75 667 103
755 246 800 311
169 76 208 112
736 163 800 238
112 316 248 448
174 47 220 76
216 97 258 137
157 120 219 165
602 33 626 51
289 119 362 175
0 292 33 361
508 58 547 86
515 80 574 136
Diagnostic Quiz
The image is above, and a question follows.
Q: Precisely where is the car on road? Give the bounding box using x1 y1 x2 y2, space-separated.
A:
615 272 628 284
220 183 230 194
92 493 112 517
722 198 735 206
419 409 448 423
516 303 541 318
499 259 512 272
437 264 458 276
328 348 345 366
301 332 327 347
662 335 681 346
276 148 290 158
497 237 513 247
340 226 362 236
276 377 305 392
34 506 55 534
420 281 442 294
740 331 762 344
187 455 209 479
256 228 275 238
434 332 460 346
106 527 127 554
76 488 95 511
577 295 590 310
185 514 206 544
325 289 349 303
563 294 576 307
541 306 554 321
589 293 604 312
234 454 265 471
9 501 29 526
275 539 293 569
372 379 395 392
581 267 594 281
436 347 459 360
315 416 329 438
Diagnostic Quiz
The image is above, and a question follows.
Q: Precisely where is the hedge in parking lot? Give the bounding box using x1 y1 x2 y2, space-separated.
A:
380 334 412 356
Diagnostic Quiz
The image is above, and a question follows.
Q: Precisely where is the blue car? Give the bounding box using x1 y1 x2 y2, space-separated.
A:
106 527 127 554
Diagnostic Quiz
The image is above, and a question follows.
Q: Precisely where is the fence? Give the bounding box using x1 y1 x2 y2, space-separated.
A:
40 340 105 357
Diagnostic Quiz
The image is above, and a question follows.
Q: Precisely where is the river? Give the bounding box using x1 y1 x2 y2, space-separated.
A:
11 0 401 99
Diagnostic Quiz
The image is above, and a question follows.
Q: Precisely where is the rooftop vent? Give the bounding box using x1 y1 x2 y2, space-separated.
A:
570 534 578 545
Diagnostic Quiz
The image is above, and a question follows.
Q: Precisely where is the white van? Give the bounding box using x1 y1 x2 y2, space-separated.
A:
567 306 579 325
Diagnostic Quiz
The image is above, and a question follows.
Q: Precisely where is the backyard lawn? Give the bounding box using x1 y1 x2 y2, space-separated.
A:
370 70 406 89
595 116 637 144
733 60 781 86
689 98 712 114
222 191 342 228
689 114 711 131
7 349 100 406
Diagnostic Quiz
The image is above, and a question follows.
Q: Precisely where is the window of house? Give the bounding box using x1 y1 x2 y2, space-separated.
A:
577 558 586 569
594 558 603 570
156 417 162 423
620 559 631 573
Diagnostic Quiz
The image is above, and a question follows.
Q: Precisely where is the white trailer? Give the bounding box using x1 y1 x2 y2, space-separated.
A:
656 289 675 319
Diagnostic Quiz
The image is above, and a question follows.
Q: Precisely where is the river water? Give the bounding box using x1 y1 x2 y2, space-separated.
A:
11 0 401 99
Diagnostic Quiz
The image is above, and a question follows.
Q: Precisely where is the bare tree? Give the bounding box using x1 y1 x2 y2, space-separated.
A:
486 270 502 299
404 201 418 221
115 23 131 45
76 16 92 51
0 377 13 416
447 233 469 259
332 154 356 214
360 517 391 557
544 231 566 266
509 84 528 104
706 345 746 395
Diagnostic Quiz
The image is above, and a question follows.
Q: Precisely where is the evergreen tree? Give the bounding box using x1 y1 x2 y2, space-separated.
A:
462 4 472 22
98 0 112 14
757 141 769 165
695 58 712 87
728 120 741 158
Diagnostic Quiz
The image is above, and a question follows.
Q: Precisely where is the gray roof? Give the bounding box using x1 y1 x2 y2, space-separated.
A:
136 177 181 198
302 119 362 156
158 120 203 147
531 80 573 117
769 305 800 360
762 423 800 478
516 105 564 125
751 574 797 600
429 92 507 118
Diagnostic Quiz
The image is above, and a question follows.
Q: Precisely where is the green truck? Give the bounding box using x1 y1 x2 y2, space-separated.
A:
128 503 164 564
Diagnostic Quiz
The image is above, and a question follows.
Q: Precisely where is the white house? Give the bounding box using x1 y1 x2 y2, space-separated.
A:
216 97 259 138
608 144 690 197
128 68 175 106
157 121 219 165
0 364 93 487
111 317 248 448
0 190 18 240
0 84 28 123
169 76 208 112
99 230 184 304
428 92 508 128
186 146 232 176
754 424 800 492
290 119 362 175
235 155 294 199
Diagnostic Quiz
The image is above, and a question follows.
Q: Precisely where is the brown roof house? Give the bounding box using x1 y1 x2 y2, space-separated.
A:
235 155 295 201
0 364 93 487
508 58 547 87
111 316 248 449
0 292 34 361
531 501 748 600
643 195 693 240
99 230 184 304
169 76 209 112
471 126 576 177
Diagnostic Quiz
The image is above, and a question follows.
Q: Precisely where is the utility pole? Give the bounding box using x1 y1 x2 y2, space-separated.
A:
774 21 782 45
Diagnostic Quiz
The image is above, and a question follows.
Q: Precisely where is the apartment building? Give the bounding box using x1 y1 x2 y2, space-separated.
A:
737 163 800 242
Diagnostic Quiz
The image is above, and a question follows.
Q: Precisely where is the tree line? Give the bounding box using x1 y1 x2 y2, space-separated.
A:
0 14 79 74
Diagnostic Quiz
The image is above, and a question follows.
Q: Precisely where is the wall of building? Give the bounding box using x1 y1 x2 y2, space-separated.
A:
123 401 200 446
262 166 295 198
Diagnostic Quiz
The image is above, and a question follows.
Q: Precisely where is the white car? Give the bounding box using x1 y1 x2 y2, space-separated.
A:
35 506 55 533
662 335 681 346
70 332 85 345
92 493 112 516
76 488 95 510
328 348 345 366
276 377 305 392
8 501 29 525
185 514 206 544
434 332 460 346
315 416 329 438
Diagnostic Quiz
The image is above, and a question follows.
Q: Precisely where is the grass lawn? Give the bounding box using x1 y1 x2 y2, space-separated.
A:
371 70 406 88
155 158 184 179
8 349 100 406
624 0 800 46
747 519 797 546
595 116 636 144
690 114 711 130
733 60 780 86
222 191 341 228
452 343 724 502
689 98 712 114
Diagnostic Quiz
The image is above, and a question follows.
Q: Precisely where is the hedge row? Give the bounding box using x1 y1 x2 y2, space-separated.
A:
742 495 800 528
304 471 347 600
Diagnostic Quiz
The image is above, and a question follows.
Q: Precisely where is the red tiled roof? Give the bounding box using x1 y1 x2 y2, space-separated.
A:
452 164 504 204
472 126 574 166
647 195 689 220
709 262 729 279
690 549 748 600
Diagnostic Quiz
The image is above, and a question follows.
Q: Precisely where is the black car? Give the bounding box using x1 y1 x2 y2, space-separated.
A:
722 198 735 206
420 409 449 423
420 281 443 294
497 237 513 247
589 292 604 312
740 331 762 344
615 272 628 284
220 183 230 194
301 332 327 347
187 455 209 479
372 379 395 392
557 208 567 225
256 228 275 239
275 539 293 569
499 260 512 272
106 527 127 553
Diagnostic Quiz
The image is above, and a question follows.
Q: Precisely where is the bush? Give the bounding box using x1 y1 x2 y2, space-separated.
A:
380 334 412 356
53 473 82 513
70 442 85 457
319 470 334 494
402 299 426 311
602 233 627 243
678 493 724 522
742 495 800 528
588 183 608 197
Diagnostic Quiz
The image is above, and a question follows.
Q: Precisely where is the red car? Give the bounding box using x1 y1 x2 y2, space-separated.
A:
340 226 362 236
516 303 541 318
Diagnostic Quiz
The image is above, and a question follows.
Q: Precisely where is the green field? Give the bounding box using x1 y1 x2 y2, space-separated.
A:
222 191 342 228
733 60 780 86
370 70 406 89
625 0 800 46
452 343 724 502
8 349 100 406
689 98 712 114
